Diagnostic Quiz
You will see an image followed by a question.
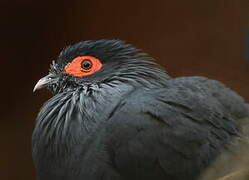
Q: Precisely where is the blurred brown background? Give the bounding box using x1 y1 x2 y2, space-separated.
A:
1 0 249 179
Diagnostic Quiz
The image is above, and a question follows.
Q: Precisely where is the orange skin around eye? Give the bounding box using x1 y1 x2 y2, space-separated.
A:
64 56 103 77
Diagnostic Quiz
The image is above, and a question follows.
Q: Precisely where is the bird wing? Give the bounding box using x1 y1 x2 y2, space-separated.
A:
104 77 248 180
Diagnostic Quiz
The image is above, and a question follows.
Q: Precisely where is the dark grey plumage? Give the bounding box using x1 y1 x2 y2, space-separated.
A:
32 40 249 180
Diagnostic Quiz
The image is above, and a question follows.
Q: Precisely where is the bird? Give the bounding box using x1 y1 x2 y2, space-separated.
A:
33 39 249 180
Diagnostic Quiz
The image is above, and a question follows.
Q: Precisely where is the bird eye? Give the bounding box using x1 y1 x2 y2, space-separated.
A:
81 59 92 70
64 56 103 77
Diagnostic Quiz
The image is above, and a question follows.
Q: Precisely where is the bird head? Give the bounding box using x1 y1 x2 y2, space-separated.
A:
33 39 169 94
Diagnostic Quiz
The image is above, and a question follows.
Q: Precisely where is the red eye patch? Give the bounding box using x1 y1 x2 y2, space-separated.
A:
64 56 102 77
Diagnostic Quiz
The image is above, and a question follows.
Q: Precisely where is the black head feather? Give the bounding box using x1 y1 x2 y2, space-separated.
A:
47 39 169 93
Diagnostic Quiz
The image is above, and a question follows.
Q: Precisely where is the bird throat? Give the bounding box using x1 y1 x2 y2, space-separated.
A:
32 83 135 166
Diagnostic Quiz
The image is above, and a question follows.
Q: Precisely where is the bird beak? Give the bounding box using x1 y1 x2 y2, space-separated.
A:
33 74 55 92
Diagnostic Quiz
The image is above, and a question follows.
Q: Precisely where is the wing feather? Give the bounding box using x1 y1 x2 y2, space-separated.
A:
104 77 249 180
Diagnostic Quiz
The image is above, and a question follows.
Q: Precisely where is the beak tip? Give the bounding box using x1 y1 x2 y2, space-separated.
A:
33 75 52 92
33 83 40 92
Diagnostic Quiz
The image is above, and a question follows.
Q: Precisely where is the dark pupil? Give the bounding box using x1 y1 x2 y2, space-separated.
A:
81 60 92 70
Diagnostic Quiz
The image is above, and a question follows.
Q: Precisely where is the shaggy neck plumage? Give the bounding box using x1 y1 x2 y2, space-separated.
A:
32 82 134 164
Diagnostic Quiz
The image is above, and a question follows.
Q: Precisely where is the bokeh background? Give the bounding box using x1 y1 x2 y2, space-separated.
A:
1 1 249 179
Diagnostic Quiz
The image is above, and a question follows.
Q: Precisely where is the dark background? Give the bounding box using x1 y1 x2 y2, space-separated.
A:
1 1 249 179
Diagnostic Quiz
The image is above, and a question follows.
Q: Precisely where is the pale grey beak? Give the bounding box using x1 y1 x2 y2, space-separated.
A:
33 74 55 92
